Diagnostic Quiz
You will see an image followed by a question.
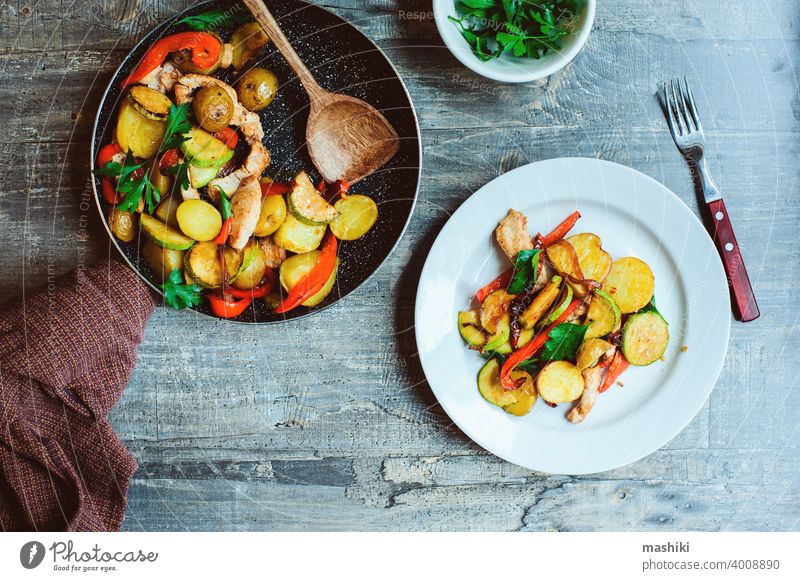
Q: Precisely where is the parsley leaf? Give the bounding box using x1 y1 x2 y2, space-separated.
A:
161 269 202 310
507 249 540 295
166 162 191 192
93 152 161 213
160 103 192 154
218 188 231 220
539 322 588 361
176 9 250 31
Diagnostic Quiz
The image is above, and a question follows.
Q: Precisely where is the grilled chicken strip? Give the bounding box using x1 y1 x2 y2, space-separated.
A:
496 209 534 261
207 140 270 202
567 365 605 424
258 236 287 269
228 175 262 251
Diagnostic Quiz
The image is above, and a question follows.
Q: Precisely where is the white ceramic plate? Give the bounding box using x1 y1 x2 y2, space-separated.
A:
415 158 730 474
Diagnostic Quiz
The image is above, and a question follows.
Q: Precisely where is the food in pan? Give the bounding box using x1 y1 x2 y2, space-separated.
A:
457 210 669 422
94 12 379 318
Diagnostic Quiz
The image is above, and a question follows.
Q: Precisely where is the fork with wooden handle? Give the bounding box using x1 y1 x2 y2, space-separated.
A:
664 78 760 322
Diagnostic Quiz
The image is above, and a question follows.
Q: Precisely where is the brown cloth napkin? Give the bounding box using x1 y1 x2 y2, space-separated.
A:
0 259 156 531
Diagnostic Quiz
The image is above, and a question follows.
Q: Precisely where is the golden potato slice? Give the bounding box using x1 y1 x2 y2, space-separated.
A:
566 233 612 283
602 257 655 314
576 338 614 370
546 240 589 297
537 361 584 404
480 289 513 334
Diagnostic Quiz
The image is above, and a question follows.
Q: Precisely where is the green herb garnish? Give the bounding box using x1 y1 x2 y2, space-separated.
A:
448 0 581 62
161 269 202 310
166 162 190 192
94 152 161 213
538 322 588 361
507 249 540 294
176 8 250 31
160 103 192 154
218 188 232 220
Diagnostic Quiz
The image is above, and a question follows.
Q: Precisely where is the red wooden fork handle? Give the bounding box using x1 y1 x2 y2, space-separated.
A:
707 198 760 322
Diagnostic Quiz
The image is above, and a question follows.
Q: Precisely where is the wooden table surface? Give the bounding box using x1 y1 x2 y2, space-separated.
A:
2 0 798 531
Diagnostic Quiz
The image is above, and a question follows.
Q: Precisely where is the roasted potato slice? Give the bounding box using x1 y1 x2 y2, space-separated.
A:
480 289 513 334
537 361 584 404
602 257 655 314
546 240 589 297
566 233 612 283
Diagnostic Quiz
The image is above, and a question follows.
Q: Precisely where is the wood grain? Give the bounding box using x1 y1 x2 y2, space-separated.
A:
1 0 799 531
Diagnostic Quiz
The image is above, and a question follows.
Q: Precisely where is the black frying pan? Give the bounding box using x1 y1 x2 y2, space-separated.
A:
91 0 420 323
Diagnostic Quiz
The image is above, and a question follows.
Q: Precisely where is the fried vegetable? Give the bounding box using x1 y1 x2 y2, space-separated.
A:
536 361 584 404
330 195 379 241
458 310 486 347
576 338 614 370
230 22 270 70
542 284 572 326
180 126 234 168
566 233 612 283
231 240 268 290
173 36 223 75
192 85 234 133
602 257 655 314
188 164 219 188
176 199 223 241
546 240 588 297
154 195 181 229
287 171 338 226
484 313 510 352
253 190 287 236
128 86 173 120
108 208 136 242
236 67 278 111
519 275 562 329
480 289 513 334
477 359 537 416
115 100 166 159
622 312 669 366
495 209 533 261
141 238 184 283
140 213 195 250
273 213 326 253
149 160 172 197
183 241 242 288
584 290 621 339
279 251 339 307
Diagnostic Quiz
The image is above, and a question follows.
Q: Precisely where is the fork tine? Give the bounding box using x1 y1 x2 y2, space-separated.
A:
682 76 702 131
669 79 687 135
672 79 691 133
664 83 681 137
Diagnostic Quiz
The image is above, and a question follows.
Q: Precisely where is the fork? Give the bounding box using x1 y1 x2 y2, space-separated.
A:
664 78 760 322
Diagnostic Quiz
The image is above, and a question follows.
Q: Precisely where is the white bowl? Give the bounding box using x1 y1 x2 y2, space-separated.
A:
433 0 596 83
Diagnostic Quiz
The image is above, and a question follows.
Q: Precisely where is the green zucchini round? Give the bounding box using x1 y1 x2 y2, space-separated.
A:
621 312 669 366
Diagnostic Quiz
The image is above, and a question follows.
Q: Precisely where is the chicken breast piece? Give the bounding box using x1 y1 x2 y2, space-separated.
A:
258 236 287 269
207 140 270 202
567 365 604 424
496 209 534 261
228 175 262 251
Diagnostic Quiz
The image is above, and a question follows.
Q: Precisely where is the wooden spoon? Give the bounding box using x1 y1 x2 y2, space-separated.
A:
241 0 400 184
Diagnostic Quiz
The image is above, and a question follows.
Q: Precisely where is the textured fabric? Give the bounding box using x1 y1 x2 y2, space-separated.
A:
0 259 156 531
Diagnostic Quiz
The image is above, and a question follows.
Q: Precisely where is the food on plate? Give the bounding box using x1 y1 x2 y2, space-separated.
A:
457 209 669 423
93 12 380 318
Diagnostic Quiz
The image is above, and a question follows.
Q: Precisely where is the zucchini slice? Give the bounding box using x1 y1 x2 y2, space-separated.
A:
330 195 378 240
483 313 510 352
584 290 621 339
128 86 173 120
477 359 537 416
189 164 219 189
602 257 655 314
273 213 326 253
183 241 243 289
181 127 234 168
622 312 669 366
140 213 195 251
287 171 339 226
520 275 562 329
542 283 573 326
537 361 584 404
457 311 487 347
141 238 184 283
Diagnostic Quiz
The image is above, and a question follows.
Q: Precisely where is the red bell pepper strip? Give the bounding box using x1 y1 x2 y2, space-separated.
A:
475 268 512 303
212 218 232 245
159 148 181 171
121 32 222 88
538 211 581 247
226 271 276 300
274 234 338 314
207 293 252 318
214 127 239 150
599 351 629 394
500 299 583 389
101 178 121 204
260 181 292 197
97 143 122 168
